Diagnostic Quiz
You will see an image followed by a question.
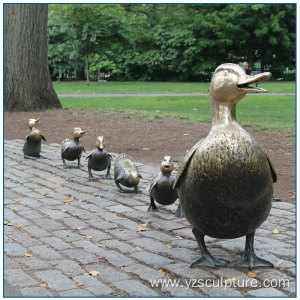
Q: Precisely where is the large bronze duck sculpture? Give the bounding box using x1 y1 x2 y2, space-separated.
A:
23 118 46 159
174 63 276 270
61 127 86 168
86 136 112 180
148 156 182 217
114 153 142 193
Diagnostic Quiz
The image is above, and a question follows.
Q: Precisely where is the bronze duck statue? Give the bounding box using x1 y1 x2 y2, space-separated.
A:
174 63 276 270
86 136 112 180
114 153 142 193
61 127 86 168
148 156 182 217
23 118 46 159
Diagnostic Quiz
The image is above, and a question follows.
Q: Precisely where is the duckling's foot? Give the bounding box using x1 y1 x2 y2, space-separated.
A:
147 199 158 212
78 163 84 168
88 174 98 181
24 155 39 160
116 182 125 193
232 232 274 270
191 253 228 268
191 228 229 269
175 204 184 218
232 253 274 270
272 197 281 202
104 174 112 179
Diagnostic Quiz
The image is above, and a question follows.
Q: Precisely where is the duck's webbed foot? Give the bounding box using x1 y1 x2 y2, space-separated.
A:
232 232 274 270
134 186 142 194
175 204 184 218
104 173 112 179
191 228 229 268
115 181 125 193
88 174 97 181
24 155 39 160
39 154 46 159
147 197 159 212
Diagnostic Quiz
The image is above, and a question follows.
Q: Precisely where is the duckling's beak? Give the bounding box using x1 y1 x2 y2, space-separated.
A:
34 118 40 124
237 72 271 93
80 130 87 135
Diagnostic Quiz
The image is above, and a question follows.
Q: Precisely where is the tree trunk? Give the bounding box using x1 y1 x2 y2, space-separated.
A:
4 4 61 111
86 56 90 86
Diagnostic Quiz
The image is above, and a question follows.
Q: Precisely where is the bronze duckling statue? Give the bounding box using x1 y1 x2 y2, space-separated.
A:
86 136 112 180
23 118 46 159
148 156 182 217
174 63 276 270
61 127 86 168
114 153 142 193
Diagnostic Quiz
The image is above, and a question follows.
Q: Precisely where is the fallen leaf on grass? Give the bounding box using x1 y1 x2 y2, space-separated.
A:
175 235 183 240
61 209 67 213
272 229 280 234
39 283 47 288
76 281 84 286
247 272 256 278
17 225 25 229
97 243 106 248
76 227 85 230
136 247 143 251
142 148 149 151
93 194 101 198
140 223 148 227
64 196 74 204
4 235 13 243
84 236 93 240
41 192 48 196
4 221 13 226
24 253 33 257
137 226 146 232
88 271 99 276
121 231 126 234
166 244 172 249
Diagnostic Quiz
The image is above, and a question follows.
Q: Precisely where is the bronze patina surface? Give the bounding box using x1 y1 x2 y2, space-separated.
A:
86 136 112 180
174 63 276 270
114 153 142 193
61 127 86 168
23 118 46 159
148 156 182 216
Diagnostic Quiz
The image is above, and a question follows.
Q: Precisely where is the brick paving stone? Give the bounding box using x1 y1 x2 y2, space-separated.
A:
16 257 51 270
248 287 287 296
131 251 174 268
40 237 72 250
101 249 135 268
36 270 76 291
123 263 168 281
52 259 86 276
101 239 137 254
58 289 94 296
63 217 89 229
5 269 37 287
33 218 65 231
114 279 158 296
79 229 110 241
29 245 62 260
85 263 131 282
53 229 83 242
20 287 54 297
62 248 99 265
107 204 134 214
72 240 106 256
86 218 117 230
201 286 243 297
72 275 114 296
4 243 28 257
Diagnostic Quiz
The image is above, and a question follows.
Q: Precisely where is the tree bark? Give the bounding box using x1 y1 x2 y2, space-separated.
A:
4 4 62 111
86 55 90 86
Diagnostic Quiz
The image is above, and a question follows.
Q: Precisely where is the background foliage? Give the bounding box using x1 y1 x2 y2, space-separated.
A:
48 4 295 82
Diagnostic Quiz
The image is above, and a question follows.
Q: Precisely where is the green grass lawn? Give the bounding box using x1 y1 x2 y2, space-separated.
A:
53 81 295 94
60 95 295 132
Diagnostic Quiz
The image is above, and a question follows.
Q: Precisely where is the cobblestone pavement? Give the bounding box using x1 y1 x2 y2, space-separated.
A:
4 139 296 297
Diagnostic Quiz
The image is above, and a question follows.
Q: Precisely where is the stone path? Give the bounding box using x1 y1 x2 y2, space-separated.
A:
57 93 295 98
4 139 295 297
